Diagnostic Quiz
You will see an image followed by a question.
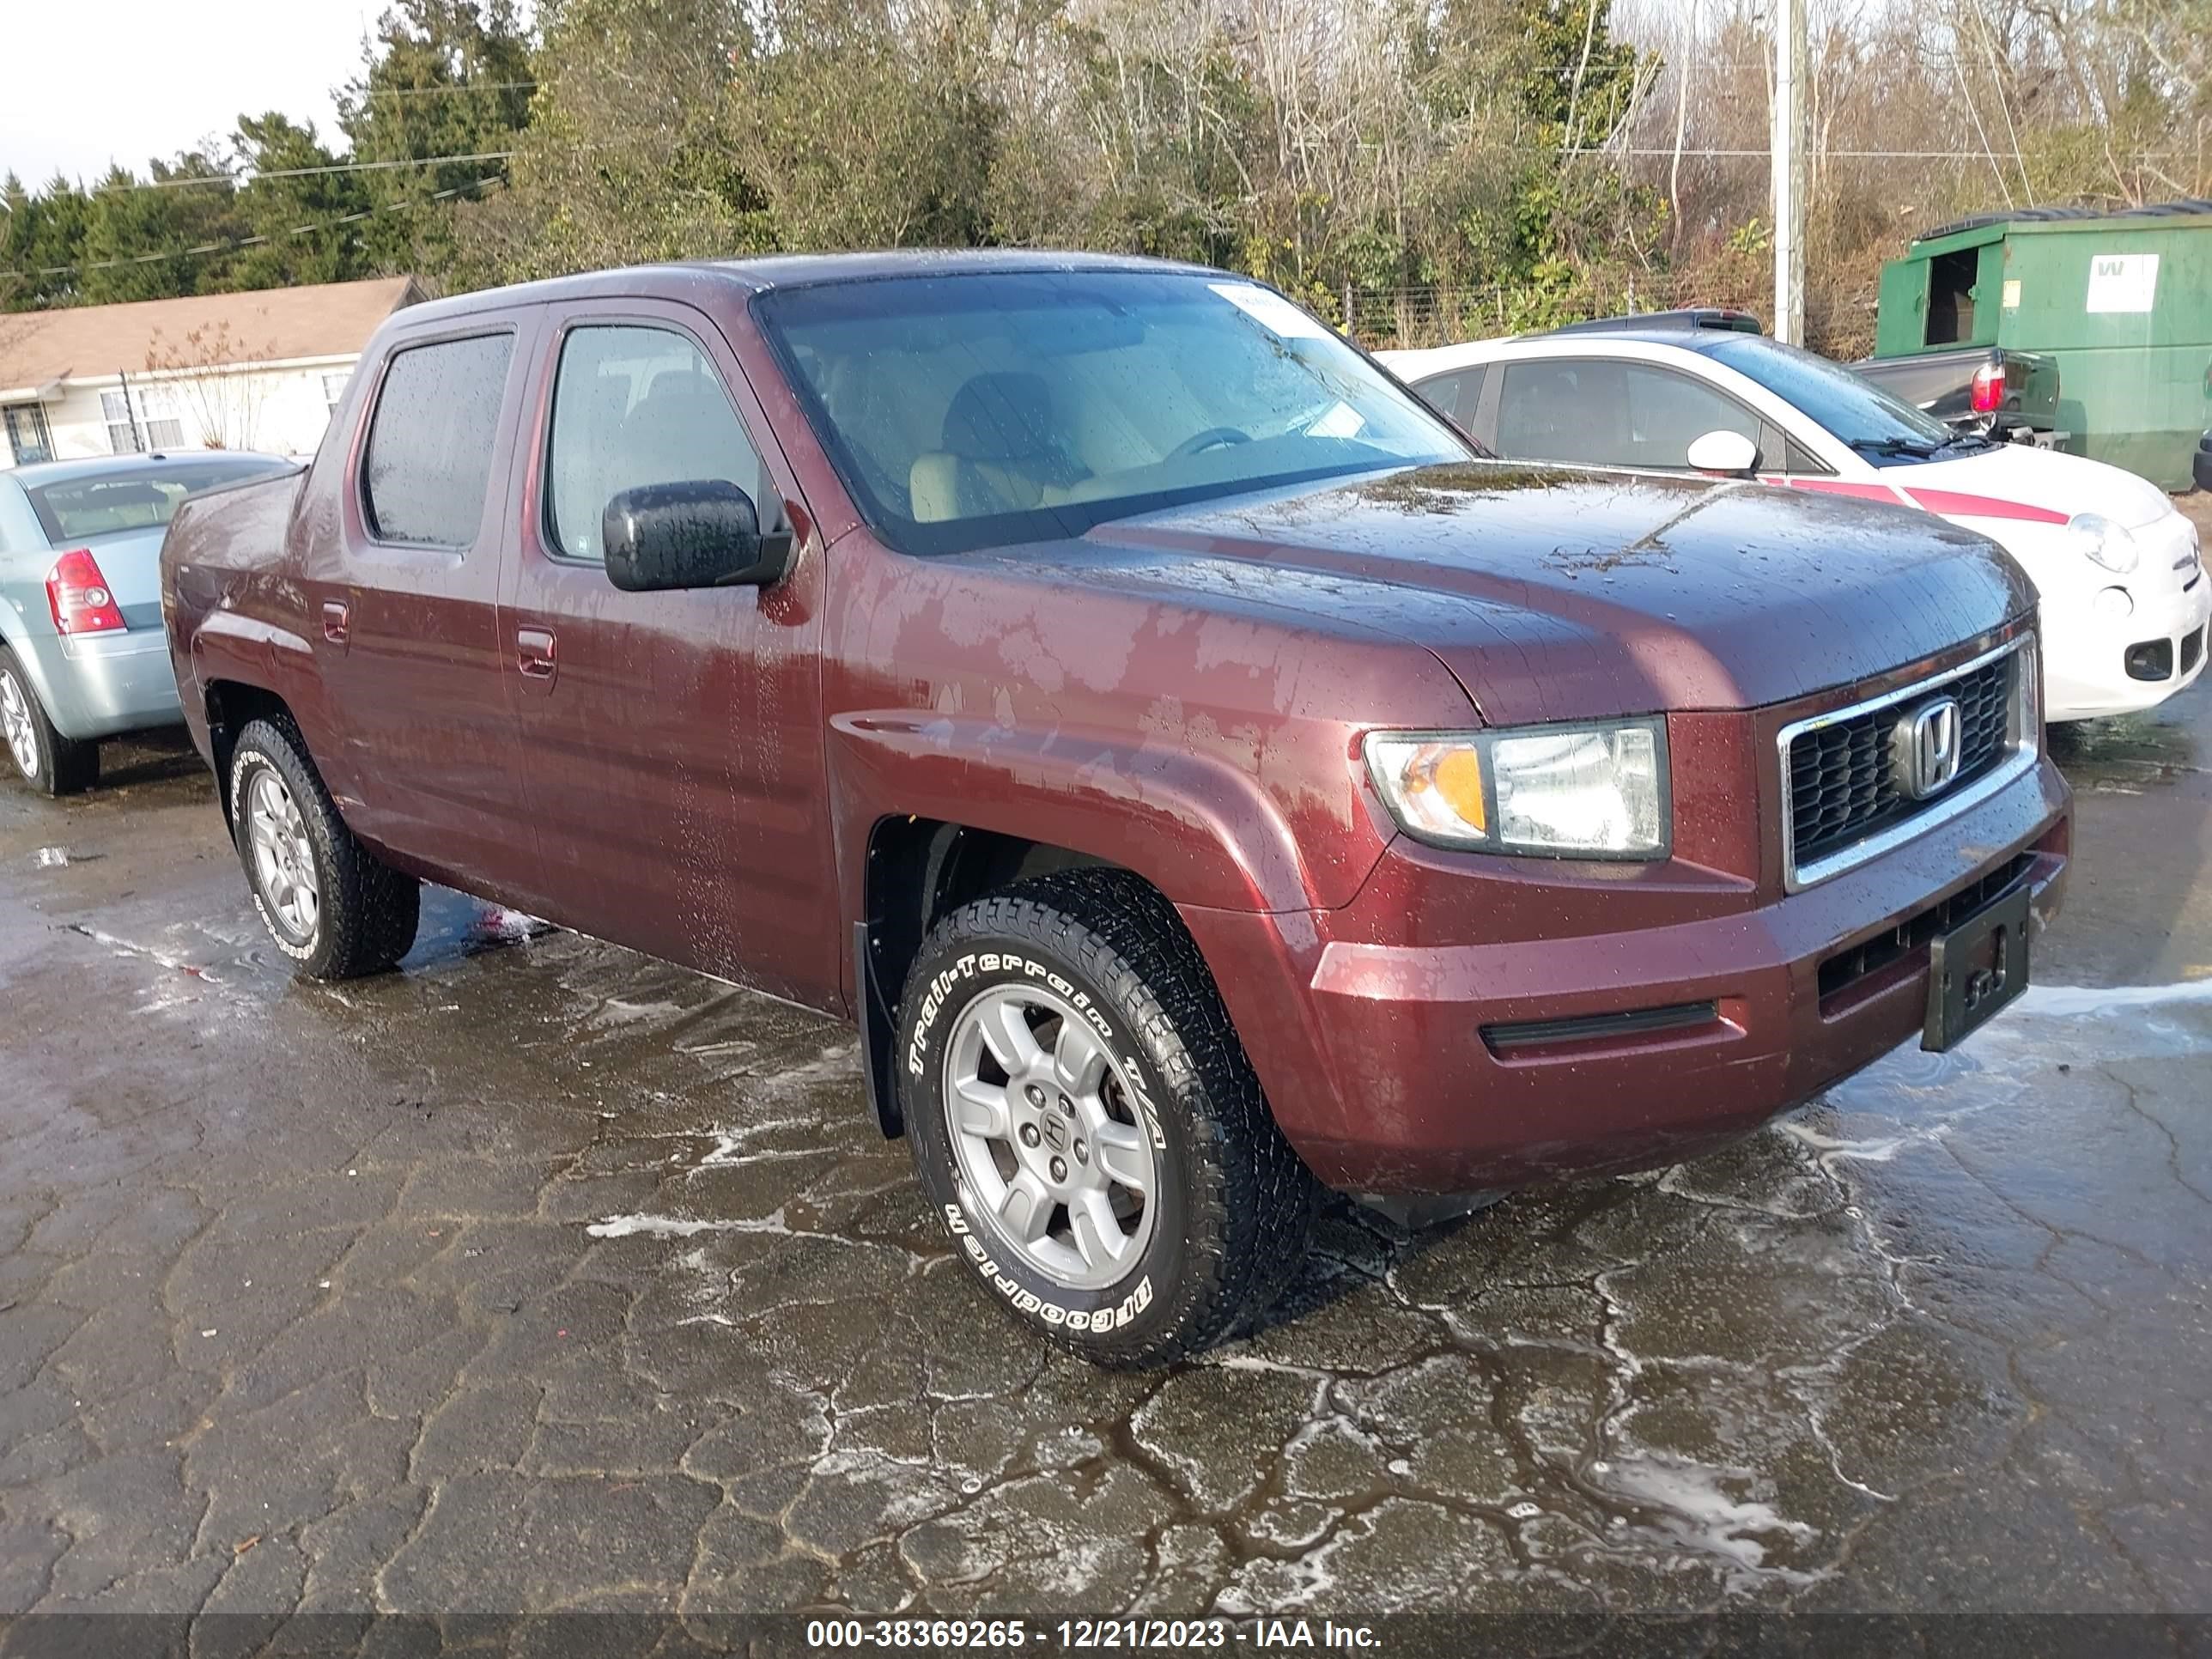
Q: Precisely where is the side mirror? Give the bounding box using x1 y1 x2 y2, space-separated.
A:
602 480 794 592
1686 429 1760 477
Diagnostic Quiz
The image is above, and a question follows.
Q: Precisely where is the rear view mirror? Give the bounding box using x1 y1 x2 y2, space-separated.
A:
603 480 794 591
1686 430 1760 477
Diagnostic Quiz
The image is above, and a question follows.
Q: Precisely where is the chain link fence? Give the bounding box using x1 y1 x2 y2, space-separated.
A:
1338 270 1879 360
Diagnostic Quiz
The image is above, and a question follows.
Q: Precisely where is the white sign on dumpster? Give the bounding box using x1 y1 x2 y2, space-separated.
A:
2085 252 2159 313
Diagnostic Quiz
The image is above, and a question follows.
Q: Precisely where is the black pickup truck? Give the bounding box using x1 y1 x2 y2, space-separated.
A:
1853 345 2063 444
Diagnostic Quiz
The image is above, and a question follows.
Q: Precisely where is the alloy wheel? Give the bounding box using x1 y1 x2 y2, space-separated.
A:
0 670 39 781
246 769 320 943
942 983 1160 1290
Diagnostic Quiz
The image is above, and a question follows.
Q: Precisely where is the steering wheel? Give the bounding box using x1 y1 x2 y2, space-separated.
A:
1167 426 1252 461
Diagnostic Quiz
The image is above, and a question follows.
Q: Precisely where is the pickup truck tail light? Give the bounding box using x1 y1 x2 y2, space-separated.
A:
46 548 125 635
1970 359 2005 415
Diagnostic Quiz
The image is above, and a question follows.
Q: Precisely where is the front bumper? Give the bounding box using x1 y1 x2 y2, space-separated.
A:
17 627 185 742
1183 747 2070 1194
2045 573 2210 721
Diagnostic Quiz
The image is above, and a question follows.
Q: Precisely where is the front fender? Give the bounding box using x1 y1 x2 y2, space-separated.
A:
825 710 1387 921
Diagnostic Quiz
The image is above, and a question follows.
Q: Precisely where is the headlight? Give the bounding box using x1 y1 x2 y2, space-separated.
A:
2064 512 2139 574
1364 719 1668 858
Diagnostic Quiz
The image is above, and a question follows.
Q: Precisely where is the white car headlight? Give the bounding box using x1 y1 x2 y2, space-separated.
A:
2064 512 2140 574
1364 720 1668 858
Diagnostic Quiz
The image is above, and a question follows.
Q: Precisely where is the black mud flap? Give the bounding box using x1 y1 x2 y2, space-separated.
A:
855 921 904 1139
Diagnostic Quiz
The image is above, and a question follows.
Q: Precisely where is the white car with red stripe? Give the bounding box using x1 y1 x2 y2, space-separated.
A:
1385 325 2209 721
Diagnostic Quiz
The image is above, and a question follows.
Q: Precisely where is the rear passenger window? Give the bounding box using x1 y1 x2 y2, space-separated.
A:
544 325 774 563
1415 367 1487 429
362 333 513 548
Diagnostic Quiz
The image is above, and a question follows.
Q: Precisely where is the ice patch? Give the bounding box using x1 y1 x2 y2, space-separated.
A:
1596 1456 1818 1577
2014 978 2212 1018
586 1209 793 1239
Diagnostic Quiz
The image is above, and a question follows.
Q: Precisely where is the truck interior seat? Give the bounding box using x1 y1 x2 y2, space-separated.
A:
910 372 1090 522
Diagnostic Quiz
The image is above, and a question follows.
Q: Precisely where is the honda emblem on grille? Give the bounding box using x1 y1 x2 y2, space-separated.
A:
1895 696 1963 799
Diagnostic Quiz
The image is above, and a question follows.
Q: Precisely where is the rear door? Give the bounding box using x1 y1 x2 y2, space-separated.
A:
499 298 835 1006
307 316 542 895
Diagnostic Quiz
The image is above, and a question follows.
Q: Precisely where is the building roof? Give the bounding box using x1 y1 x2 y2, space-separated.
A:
0 276 421 397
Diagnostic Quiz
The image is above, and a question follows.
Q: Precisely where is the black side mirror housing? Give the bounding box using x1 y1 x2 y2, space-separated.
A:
602 480 795 592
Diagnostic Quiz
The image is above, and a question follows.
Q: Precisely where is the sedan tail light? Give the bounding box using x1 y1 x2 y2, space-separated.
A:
46 548 125 635
1970 358 2005 415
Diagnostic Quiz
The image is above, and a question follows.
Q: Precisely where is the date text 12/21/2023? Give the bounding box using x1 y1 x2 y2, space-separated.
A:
802 1618 1383 1649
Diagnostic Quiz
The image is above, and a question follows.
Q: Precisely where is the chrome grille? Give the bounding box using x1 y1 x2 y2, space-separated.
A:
1781 641 2030 887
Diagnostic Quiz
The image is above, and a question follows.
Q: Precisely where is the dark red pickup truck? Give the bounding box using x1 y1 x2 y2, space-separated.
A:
162 252 2069 1364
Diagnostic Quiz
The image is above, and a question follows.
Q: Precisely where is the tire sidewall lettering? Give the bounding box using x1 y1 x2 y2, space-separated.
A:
906 940 1183 1346
231 744 319 963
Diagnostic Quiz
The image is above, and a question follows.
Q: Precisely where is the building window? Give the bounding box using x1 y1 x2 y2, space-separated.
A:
6 403 57 466
139 387 186 450
324 372 349 415
101 391 143 454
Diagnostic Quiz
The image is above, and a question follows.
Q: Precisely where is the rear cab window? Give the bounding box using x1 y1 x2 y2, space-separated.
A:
362 332 514 548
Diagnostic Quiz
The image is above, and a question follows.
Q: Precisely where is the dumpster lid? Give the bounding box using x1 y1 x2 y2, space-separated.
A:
1919 198 2212 243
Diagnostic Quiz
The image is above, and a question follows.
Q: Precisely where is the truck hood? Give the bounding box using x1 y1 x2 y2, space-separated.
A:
1028 463 2033 726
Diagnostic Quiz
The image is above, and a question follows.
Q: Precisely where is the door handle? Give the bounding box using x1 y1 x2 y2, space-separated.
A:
321 599 349 647
516 626 557 680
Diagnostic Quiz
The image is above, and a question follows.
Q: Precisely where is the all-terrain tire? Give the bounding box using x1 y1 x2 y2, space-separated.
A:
0 646 99 797
229 714 419 980
895 868 1317 1366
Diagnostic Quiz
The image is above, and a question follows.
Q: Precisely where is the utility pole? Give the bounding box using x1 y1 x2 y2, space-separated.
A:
1770 0 1808 344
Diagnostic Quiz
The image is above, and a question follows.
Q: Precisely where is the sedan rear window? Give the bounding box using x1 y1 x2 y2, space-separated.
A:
26 458 291 543
755 270 1464 556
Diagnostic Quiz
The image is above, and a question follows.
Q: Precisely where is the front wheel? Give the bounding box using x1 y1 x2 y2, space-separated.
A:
895 870 1316 1366
229 716 420 980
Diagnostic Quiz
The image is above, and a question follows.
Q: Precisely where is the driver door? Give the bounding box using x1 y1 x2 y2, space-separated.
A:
500 299 836 1006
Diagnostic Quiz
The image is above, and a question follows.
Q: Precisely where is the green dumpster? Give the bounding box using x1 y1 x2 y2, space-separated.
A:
1871 203 2212 489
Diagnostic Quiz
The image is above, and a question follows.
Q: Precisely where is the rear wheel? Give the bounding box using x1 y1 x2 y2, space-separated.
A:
896 869 1316 1366
0 647 98 797
229 716 419 979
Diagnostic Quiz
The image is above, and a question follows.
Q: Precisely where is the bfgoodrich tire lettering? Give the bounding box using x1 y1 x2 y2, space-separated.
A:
896 869 1316 1366
228 715 421 981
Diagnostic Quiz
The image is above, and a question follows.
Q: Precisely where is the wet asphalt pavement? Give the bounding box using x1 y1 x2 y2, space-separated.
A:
3 558 2211 1625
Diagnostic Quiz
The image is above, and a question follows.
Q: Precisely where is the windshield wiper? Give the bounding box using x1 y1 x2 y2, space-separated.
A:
1850 435 1942 459
1936 433 2001 456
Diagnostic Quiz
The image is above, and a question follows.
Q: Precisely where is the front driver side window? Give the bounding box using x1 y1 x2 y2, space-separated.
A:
544 325 775 562
1495 360 1630 465
1619 364 1762 469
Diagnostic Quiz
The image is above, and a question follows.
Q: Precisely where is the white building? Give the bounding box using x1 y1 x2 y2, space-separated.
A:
0 276 421 468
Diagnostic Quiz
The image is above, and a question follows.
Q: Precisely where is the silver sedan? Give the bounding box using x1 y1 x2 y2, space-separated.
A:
1 452 293 795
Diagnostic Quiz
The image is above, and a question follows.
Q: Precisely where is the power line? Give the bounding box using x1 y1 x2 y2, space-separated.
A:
82 151 520 196
350 80 538 98
0 174 507 283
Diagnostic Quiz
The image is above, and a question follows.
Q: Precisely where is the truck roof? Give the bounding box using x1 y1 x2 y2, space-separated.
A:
384 250 1224 332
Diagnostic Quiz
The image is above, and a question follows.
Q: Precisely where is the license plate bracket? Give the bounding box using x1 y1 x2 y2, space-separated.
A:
1923 881 2032 1051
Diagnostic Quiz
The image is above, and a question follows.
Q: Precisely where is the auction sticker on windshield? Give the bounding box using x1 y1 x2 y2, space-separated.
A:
1210 283 1332 340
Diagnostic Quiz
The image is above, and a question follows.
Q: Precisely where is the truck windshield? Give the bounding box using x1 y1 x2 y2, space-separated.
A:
755 270 1466 555
1708 336 1960 463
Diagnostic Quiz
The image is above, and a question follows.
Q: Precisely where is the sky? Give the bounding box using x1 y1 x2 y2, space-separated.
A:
0 1 380 187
